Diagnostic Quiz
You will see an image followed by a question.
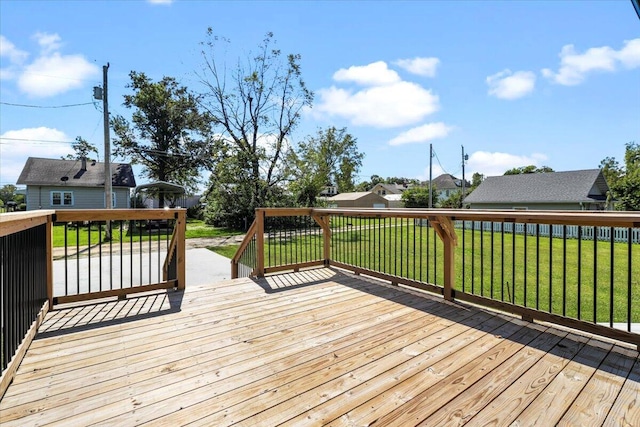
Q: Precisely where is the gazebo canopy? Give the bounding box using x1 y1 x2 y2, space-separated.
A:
133 181 186 208
134 181 185 194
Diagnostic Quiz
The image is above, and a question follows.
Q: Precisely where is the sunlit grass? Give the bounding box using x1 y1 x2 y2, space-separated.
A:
52 219 241 248
221 223 639 323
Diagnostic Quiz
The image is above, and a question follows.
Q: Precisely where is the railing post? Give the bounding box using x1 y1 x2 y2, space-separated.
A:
443 235 455 301
256 209 265 277
322 215 331 266
312 213 332 267
231 260 239 279
46 214 54 308
432 216 457 301
176 210 187 290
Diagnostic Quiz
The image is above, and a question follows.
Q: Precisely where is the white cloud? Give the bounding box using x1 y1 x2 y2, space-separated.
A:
466 151 548 177
333 61 401 86
18 52 100 97
394 57 440 77
0 35 29 80
147 0 174 3
0 35 29 64
0 34 100 97
0 127 72 185
542 38 640 85
315 81 439 128
388 122 452 146
617 38 640 68
486 69 536 100
33 32 62 54
314 60 443 128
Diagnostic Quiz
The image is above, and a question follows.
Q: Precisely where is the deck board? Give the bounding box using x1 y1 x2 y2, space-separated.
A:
1 268 639 426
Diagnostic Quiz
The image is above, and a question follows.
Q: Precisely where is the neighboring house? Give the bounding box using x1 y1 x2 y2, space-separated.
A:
384 194 404 208
432 174 470 199
371 183 411 196
326 192 389 208
319 184 338 197
463 169 613 210
17 157 136 210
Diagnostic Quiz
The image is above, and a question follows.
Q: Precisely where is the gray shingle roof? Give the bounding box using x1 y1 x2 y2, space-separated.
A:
17 157 136 188
432 174 469 191
328 192 383 201
463 169 610 204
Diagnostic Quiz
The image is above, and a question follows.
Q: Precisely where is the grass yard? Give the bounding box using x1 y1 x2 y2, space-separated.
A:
208 245 238 259
52 219 242 248
185 219 242 239
216 221 639 324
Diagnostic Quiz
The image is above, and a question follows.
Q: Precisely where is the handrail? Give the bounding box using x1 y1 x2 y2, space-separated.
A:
231 220 259 279
162 210 187 290
0 210 55 238
55 208 179 222
231 220 258 264
310 207 640 228
234 207 640 347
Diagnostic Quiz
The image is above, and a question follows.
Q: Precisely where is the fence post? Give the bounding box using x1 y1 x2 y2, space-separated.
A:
176 209 187 290
256 209 265 277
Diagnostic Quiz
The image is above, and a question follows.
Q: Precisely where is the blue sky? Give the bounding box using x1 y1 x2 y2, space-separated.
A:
1 0 639 190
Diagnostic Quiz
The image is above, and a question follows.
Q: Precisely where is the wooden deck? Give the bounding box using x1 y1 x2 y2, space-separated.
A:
1 268 639 426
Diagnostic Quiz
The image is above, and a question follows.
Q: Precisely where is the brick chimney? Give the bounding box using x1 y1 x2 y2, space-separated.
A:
81 156 87 171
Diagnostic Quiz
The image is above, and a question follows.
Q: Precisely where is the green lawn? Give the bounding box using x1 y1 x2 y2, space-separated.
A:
185 219 241 239
52 219 242 248
208 245 239 259
217 222 639 323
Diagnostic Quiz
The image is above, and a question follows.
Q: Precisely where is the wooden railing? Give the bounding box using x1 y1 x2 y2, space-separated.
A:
233 207 640 347
0 210 53 398
52 209 186 304
0 208 186 398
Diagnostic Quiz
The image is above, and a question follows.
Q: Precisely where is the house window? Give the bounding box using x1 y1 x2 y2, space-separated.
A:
51 191 74 206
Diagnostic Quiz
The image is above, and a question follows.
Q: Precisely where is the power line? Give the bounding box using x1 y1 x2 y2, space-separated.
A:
0 137 75 144
432 149 451 176
0 101 96 109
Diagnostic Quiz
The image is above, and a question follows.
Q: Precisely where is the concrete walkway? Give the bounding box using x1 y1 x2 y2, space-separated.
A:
52 247 233 297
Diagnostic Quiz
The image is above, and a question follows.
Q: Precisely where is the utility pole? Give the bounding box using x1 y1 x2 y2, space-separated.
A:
462 145 468 200
102 63 112 239
428 143 433 208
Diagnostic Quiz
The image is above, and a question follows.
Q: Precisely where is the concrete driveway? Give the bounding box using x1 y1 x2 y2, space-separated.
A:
52 247 234 297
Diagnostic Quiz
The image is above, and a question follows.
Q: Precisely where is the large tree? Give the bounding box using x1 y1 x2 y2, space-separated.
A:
111 71 212 206
289 127 363 206
198 30 313 224
0 184 18 205
61 136 99 161
504 165 554 175
600 142 640 210
401 186 437 208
